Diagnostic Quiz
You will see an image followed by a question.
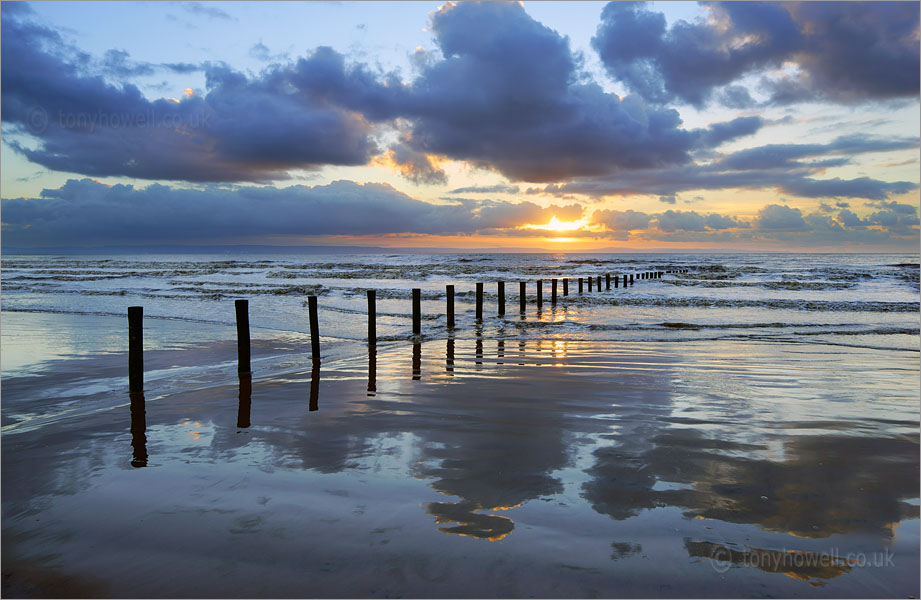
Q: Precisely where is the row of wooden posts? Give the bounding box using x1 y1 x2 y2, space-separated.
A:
127 269 688 393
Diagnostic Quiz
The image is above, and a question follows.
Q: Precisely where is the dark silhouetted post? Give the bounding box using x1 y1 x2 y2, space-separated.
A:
597 275 602 290
563 278 569 296
367 345 377 396
605 274 611 290
588 276 593 292
308 296 320 364
128 306 144 393
476 282 484 322
309 363 320 411
498 281 505 316
623 274 627 287
614 274 619 288
519 281 526 313
551 278 558 304
234 300 251 374
578 277 583 294
630 274 634 285
412 288 421 336
446 285 455 329
367 290 376 345
237 373 252 429
129 391 147 468
536 280 543 309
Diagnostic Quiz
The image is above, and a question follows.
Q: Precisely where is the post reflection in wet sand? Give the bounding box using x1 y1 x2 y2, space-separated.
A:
129 391 147 468
367 344 377 396
475 327 483 368
412 342 421 381
446 337 454 376
236 372 252 428
497 339 504 365
309 363 320 411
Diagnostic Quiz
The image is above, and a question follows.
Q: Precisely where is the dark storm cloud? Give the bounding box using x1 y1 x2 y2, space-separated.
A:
553 132 918 200
1 9 379 182
593 2 920 107
387 141 448 186
0 179 582 246
392 1 699 182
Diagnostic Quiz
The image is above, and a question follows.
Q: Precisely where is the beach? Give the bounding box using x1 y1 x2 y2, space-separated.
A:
2 304 918 598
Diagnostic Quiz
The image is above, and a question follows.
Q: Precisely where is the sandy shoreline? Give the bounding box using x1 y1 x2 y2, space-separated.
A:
2 319 919 597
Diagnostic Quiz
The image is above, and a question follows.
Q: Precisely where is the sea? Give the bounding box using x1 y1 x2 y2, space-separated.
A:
2 251 917 430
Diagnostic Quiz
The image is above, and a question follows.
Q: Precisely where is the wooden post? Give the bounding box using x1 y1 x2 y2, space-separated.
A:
536 280 543 309
446 285 455 329
614 274 619 288
129 391 147 468
588 276 593 292
551 278 557 304
308 296 320 364
412 342 421 381
605 274 611 290
234 300 251 374
519 281 526 313
498 281 505 316
309 363 320 411
630 274 634 285
597 275 602 290
237 373 252 429
476 282 483 322
128 306 144 392
563 278 569 296
578 277 583 294
623 274 627 287
367 290 376 345
412 288 421 336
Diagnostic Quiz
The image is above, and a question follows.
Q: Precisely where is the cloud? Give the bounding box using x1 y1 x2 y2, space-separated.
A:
752 204 810 231
449 184 521 195
592 1 920 107
658 195 676 204
179 2 233 21
0 179 580 246
386 141 448 186
0 10 380 182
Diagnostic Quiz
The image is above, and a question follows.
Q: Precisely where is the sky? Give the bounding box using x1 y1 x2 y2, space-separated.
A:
1 0 919 252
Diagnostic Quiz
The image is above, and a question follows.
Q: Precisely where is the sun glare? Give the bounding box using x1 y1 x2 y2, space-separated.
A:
521 215 589 232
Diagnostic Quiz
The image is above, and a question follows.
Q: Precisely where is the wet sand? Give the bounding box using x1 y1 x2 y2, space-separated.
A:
2 332 919 598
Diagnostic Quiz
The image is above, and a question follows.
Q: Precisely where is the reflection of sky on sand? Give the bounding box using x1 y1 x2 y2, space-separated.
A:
3 336 918 597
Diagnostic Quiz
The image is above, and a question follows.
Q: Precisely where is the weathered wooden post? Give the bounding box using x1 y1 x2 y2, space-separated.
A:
308 296 320 364
412 288 421 336
623 274 628 287
563 278 569 296
588 276 593 292
367 290 376 345
234 300 251 374
476 282 484 322
606 273 611 290
536 279 543 309
309 363 320 411
446 285 455 329
578 277 583 294
519 281 526 313
498 281 505 316
551 278 558 304
237 373 252 429
367 345 377 396
614 274 619 288
597 275 602 290
128 306 144 393
630 274 634 285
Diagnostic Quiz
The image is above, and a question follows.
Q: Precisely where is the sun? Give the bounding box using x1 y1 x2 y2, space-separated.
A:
521 215 589 232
